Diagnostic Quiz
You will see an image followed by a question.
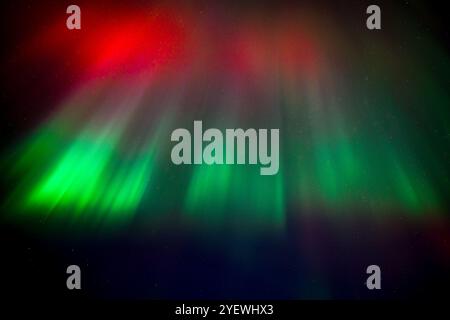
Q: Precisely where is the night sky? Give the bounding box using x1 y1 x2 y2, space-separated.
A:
1 0 449 300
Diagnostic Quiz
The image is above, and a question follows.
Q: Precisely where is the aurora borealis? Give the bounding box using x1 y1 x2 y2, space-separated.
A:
1 0 449 299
